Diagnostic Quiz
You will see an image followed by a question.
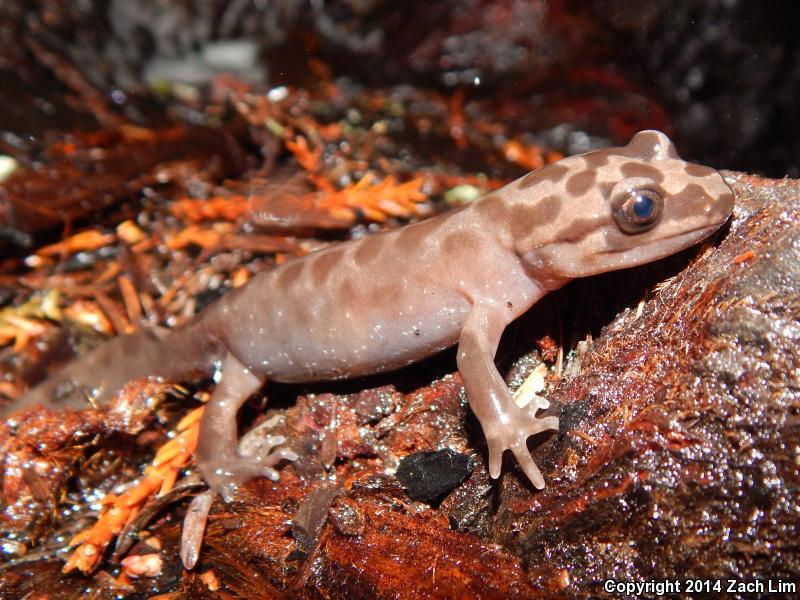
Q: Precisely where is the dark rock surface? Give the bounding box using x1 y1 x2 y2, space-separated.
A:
496 173 800 593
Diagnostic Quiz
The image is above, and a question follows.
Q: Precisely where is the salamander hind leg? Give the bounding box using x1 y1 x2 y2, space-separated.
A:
457 304 559 489
196 352 297 502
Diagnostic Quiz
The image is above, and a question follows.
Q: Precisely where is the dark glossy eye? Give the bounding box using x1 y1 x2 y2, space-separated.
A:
613 188 663 233
632 193 655 218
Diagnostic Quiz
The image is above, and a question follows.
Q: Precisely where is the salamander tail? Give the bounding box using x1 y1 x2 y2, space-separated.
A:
1 322 223 418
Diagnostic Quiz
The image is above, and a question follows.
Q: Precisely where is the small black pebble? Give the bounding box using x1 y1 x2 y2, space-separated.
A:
396 448 474 505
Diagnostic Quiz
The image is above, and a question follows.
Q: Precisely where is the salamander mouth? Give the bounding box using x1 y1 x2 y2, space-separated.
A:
597 221 726 259
653 222 725 248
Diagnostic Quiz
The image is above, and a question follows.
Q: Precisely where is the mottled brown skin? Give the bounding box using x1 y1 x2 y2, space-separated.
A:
4 131 735 500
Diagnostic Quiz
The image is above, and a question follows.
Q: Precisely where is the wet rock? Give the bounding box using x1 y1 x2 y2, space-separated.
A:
396 448 474 505
495 174 800 593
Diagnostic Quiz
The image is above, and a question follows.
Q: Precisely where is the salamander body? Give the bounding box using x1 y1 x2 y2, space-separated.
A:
5 131 735 498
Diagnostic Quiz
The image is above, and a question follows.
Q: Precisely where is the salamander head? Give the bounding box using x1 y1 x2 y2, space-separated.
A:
516 130 735 284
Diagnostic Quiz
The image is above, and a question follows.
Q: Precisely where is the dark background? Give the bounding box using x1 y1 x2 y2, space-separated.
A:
1 0 798 175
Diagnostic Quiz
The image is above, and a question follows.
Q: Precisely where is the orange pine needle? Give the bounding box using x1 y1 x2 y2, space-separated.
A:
170 196 250 223
176 405 204 431
286 135 322 172
317 174 427 222
63 406 205 574
503 139 546 171
159 467 180 496
448 89 467 149
36 230 117 257
118 275 142 329
165 225 222 250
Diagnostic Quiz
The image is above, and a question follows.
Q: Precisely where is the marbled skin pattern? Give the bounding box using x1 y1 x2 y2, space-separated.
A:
5 131 735 497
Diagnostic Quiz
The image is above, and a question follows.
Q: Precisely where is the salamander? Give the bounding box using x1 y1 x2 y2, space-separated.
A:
3 130 735 498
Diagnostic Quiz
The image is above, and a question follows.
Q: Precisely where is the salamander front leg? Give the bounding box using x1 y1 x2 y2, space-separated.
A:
196 353 297 502
457 304 559 489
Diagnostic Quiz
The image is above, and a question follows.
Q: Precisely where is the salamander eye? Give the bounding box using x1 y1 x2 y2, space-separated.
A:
613 188 664 233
